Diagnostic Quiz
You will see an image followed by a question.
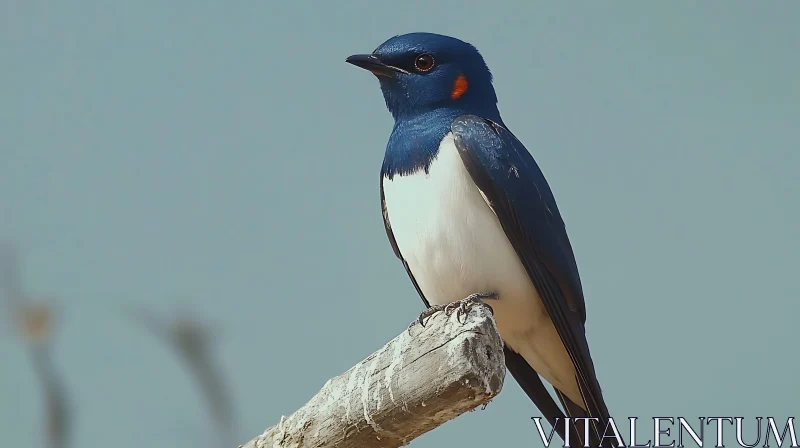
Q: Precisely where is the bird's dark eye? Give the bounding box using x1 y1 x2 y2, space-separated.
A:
414 54 435 72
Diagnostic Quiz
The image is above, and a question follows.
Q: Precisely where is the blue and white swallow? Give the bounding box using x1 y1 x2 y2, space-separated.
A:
347 33 612 445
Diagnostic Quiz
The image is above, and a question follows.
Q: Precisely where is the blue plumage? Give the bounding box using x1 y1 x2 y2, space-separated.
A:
365 33 503 178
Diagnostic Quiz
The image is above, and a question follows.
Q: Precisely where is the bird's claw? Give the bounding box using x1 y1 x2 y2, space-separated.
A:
416 303 457 327
415 292 498 327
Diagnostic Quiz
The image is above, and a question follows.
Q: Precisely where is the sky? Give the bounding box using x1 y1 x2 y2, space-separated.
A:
1 1 799 447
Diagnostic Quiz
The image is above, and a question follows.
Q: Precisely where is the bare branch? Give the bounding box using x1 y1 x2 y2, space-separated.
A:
240 298 505 448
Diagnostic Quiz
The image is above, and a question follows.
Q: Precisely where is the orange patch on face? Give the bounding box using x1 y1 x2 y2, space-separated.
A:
450 74 469 99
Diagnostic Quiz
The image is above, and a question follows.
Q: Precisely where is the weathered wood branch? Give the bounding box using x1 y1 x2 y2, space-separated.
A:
240 298 505 448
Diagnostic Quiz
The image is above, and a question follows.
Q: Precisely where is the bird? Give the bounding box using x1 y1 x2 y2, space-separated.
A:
346 33 612 446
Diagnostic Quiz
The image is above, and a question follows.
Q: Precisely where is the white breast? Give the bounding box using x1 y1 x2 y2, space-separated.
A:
382 133 582 405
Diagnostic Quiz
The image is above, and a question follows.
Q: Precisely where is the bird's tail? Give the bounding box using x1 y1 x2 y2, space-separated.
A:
556 389 614 448
506 345 616 448
504 347 567 441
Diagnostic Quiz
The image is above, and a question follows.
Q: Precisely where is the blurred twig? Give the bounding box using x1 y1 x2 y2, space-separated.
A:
128 305 235 446
0 242 71 448
29 344 70 448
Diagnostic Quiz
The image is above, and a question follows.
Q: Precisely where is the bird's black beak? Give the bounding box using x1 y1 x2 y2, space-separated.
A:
346 54 403 78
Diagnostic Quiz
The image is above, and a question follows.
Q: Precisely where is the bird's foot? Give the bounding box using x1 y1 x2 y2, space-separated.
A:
463 292 498 304
416 303 458 327
458 292 497 322
416 292 498 327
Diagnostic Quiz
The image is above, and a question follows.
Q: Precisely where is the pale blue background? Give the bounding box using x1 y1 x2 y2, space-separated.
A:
1 2 798 447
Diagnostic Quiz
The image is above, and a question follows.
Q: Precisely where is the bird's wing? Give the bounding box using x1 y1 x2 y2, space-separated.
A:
451 115 610 436
380 169 569 439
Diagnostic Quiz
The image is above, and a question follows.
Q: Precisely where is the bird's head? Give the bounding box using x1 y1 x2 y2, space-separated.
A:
347 33 499 121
